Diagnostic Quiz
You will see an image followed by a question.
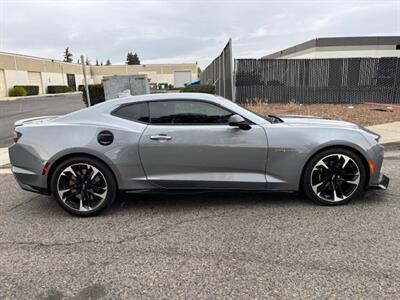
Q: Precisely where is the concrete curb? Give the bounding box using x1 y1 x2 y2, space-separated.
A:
365 121 400 145
0 91 82 102
0 148 9 166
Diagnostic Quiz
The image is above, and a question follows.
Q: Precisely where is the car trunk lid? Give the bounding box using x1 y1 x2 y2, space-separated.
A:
14 116 60 127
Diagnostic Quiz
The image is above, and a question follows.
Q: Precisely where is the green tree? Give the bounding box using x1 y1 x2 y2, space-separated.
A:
197 67 202 78
95 59 99 66
63 47 73 63
85 57 91 66
100 61 103 66
106 59 111 66
126 52 140 65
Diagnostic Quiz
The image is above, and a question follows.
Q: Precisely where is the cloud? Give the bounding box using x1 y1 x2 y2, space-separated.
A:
0 0 399 67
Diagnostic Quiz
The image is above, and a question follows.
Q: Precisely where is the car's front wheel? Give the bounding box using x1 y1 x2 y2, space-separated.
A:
302 148 366 205
51 156 116 216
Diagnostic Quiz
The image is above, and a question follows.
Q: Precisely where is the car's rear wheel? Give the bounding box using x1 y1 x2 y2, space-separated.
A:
51 156 116 216
302 148 366 205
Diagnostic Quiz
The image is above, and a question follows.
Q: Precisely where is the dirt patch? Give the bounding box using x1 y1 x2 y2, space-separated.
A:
244 102 400 126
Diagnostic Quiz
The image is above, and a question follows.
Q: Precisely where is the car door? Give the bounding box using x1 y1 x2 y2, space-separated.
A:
138 99 268 189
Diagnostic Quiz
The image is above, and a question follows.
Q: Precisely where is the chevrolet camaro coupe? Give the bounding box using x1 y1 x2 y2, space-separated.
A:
9 93 389 216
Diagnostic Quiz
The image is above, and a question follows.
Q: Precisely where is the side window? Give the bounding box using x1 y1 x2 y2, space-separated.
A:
113 102 150 123
149 101 233 125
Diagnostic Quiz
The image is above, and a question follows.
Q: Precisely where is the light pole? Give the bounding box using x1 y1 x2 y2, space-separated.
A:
80 55 91 107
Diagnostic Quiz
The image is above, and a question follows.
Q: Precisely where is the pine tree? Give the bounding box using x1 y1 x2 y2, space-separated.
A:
100 61 103 66
106 59 111 66
63 47 73 63
132 52 140 65
95 59 99 66
85 57 91 66
126 52 140 65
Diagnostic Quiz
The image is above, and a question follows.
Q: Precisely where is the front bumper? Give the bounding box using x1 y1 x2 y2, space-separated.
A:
369 173 389 190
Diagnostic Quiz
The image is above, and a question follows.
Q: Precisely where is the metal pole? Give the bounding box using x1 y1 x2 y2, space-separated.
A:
228 38 235 102
80 55 91 107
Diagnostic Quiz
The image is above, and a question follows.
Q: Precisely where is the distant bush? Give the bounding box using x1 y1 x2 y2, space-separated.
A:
14 85 39 96
9 86 27 97
47 85 74 94
79 84 105 106
181 84 215 94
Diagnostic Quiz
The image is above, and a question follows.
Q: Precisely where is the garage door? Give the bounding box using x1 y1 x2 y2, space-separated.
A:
28 71 43 94
174 71 192 88
0 69 6 98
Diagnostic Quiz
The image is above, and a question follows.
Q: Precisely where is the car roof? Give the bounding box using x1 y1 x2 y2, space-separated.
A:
57 92 269 126
105 92 222 106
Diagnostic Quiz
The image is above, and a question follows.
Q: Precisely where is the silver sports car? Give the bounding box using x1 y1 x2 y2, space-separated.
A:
9 93 389 216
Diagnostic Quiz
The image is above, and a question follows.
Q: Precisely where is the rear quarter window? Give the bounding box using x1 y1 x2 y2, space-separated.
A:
112 102 150 123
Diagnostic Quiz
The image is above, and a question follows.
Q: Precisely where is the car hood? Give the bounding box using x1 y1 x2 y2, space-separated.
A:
278 115 359 129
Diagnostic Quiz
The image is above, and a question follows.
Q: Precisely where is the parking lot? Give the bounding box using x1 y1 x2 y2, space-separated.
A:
0 96 399 299
0 94 84 147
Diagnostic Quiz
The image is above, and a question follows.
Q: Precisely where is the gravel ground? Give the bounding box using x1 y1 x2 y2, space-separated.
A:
245 102 400 126
0 150 399 299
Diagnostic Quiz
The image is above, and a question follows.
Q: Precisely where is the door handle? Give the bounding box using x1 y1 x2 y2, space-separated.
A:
150 134 172 141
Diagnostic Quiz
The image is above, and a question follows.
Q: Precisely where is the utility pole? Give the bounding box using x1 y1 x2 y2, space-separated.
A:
80 55 91 107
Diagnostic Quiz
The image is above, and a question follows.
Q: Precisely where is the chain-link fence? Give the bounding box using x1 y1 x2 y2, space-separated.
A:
235 57 400 104
200 39 234 100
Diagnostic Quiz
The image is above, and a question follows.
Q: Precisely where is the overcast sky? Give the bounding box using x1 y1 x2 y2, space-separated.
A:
0 0 399 67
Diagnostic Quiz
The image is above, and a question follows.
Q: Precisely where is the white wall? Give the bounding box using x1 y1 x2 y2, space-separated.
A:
4 70 29 90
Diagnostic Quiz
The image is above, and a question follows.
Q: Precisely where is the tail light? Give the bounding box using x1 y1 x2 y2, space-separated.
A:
13 130 22 143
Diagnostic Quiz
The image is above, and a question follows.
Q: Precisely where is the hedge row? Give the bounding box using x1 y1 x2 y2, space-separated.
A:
47 85 75 94
78 84 105 106
14 85 39 96
9 86 27 97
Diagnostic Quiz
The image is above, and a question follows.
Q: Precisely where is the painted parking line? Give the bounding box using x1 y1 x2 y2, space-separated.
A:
0 148 10 166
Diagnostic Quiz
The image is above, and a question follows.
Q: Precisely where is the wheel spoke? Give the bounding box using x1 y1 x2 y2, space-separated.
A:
61 166 77 178
88 189 107 200
332 182 343 202
345 178 360 185
90 167 100 180
79 195 89 212
340 155 350 169
315 159 329 170
58 188 72 199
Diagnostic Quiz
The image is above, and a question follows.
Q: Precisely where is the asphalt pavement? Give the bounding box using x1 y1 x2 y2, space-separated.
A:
0 150 399 299
0 94 85 147
0 95 399 299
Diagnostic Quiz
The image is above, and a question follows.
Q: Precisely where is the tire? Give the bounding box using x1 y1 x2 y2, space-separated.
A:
51 156 117 217
302 148 366 205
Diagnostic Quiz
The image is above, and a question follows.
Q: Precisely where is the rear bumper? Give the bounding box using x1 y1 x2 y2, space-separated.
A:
368 173 389 190
11 165 49 195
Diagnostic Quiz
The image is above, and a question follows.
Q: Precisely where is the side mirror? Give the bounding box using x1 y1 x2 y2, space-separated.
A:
228 114 251 130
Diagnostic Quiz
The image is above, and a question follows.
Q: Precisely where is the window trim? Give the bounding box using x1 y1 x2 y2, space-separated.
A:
110 99 254 126
111 101 150 124
147 99 254 126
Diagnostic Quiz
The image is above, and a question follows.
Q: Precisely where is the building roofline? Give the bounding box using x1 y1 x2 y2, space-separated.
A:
262 36 400 59
0 50 197 67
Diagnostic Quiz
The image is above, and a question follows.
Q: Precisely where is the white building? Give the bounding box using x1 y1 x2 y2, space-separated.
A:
263 36 400 59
